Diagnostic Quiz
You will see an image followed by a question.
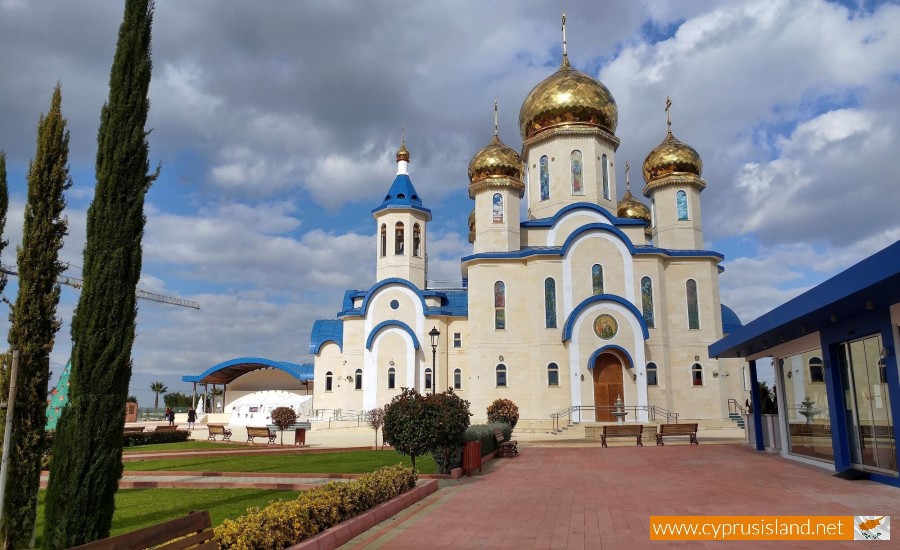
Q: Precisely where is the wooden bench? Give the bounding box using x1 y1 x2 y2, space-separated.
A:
207 424 232 442
601 424 643 447
493 428 518 457
155 425 178 432
266 422 312 445
71 510 216 549
247 426 277 444
123 426 145 434
656 423 699 446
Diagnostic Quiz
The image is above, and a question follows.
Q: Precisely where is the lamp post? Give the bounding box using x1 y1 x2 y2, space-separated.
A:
429 326 440 395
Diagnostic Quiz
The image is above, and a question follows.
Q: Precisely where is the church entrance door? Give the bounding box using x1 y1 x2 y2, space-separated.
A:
593 354 624 422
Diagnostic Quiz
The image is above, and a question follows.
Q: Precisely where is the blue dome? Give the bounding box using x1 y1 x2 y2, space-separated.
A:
721 304 742 335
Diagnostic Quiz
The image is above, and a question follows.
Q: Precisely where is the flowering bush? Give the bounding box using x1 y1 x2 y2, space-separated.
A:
270 406 298 445
486 398 519 429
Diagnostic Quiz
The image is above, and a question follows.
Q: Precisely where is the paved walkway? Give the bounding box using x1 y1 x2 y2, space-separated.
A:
339 444 900 549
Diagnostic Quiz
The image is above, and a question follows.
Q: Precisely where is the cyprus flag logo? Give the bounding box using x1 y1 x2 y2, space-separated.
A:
855 516 890 540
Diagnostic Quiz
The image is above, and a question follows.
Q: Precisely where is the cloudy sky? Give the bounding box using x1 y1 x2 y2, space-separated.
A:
1 0 898 405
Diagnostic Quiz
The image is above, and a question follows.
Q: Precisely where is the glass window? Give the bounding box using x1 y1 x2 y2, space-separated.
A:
325 371 333 392
413 224 421 257
548 363 559 386
781 348 833 462
492 193 503 223
539 155 549 201
686 279 700 329
646 363 658 386
496 364 507 387
453 333 461 348
354 369 363 390
809 357 824 383
592 264 604 295
494 281 506 330
425 368 433 390
380 224 386 257
601 154 610 200
454 368 462 390
676 190 689 221
570 150 583 195
394 222 404 255
544 278 557 329
641 276 655 328
388 367 396 389
691 363 703 386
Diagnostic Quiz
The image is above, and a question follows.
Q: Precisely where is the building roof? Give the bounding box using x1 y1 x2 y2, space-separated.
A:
182 357 313 385
309 319 344 354
371 174 432 219
720 304 742 335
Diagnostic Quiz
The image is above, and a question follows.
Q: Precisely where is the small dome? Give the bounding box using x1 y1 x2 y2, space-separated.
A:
617 189 651 225
396 142 410 163
519 56 618 140
468 135 523 183
642 131 702 183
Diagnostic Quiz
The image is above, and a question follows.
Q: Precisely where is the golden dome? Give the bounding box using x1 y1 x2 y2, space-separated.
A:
468 135 523 183
617 189 651 223
519 56 618 140
642 130 702 183
468 208 476 243
396 142 410 163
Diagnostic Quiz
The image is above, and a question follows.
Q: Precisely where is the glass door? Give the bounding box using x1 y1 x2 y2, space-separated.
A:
839 334 896 473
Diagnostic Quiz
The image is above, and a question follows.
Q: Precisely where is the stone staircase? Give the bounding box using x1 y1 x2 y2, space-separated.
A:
729 412 746 429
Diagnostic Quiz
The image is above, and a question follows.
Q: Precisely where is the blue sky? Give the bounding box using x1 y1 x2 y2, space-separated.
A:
1 0 898 405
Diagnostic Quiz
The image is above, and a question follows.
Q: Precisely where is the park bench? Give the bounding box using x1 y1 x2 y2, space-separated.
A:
123 426 145 434
601 424 643 447
493 428 518 457
266 422 312 445
155 425 178 432
71 510 216 550
656 423 699 446
207 424 232 442
247 426 277 444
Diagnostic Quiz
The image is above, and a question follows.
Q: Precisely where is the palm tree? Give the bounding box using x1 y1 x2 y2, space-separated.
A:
150 381 168 410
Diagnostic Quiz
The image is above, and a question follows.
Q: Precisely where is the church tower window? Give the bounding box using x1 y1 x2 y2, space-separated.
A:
691 363 703 386
809 357 824 383
413 224 421 257
394 222 404 255
354 369 363 390
493 193 503 223
570 150 584 195
547 363 559 386
380 224 386 257
686 279 700 329
425 368 433 390
494 281 506 329
601 154 610 200
540 155 549 201
544 278 557 328
388 367 396 389
592 264 604 295
647 363 658 386
325 371 333 392
641 276 655 328
676 190 689 221
453 368 462 390
496 364 507 387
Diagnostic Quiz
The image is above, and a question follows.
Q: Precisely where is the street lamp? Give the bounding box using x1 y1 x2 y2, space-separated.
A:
429 326 440 395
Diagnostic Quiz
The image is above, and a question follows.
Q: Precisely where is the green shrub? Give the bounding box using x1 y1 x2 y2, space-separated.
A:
431 444 463 473
215 465 416 549
486 398 520 429
463 422 512 456
122 430 190 447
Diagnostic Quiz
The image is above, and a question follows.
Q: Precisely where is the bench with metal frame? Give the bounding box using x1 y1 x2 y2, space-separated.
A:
493 428 518 457
601 424 643 447
656 423 699 446
207 424 232 442
247 426 277 444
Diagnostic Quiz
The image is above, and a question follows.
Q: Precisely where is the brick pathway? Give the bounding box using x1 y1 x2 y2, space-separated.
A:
341 444 900 549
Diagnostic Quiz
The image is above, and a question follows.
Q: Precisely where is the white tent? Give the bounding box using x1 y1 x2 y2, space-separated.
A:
227 390 313 427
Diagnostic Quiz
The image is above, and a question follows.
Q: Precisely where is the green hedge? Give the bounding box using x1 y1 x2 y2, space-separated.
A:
215 465 417 549
463 422 512 457
42 430 190 470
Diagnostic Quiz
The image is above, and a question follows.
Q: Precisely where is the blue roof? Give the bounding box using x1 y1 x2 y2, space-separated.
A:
182 357 313 384
335 278 469 318
371 174 432 219
520 203 644 228
309 319 344 354
366 320 421 350
720 304 742 335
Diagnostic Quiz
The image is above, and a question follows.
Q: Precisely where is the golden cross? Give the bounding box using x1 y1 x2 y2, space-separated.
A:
625 161 631 191
493 100 499 138
561 13 567 57
665 96 672 132
401 127 406 146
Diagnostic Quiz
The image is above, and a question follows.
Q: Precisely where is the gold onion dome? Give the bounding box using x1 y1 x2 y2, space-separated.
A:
642 130 703 183
396 141 410 163
617 189 651 224
519 55 618 140
468 134 523 183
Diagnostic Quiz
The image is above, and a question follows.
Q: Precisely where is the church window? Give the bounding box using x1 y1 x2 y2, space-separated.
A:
496 364 507 387
380 224 386 257
354 369 363 390
540 155 549 201
544 278 557 329
325 371 333 392
592 264 604 295
454 368 462 390
388 367 396 389
390 299 400 310
395 222 404 255
413 224 421 257
647 363 658 386
641 276 655 328
676 190 689 221
570 150 584 195
425 368 433 390
548 363 559 386
686 279 700 329
692 363 703 386
601 154 610 200
453 333 461 348
492 193 503 223
809 357 824 383
494 281 506 329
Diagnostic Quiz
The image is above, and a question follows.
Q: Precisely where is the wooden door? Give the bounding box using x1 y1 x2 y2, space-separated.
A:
593 354 624 421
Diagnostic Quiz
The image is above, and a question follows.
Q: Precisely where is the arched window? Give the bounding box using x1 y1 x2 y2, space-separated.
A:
325 371 333 392
641 276 655 328
592 264 604 295
496 364 507 387
380 224 386 257
539 155 549 201
544 278 557 329
413 224 421 257
809 357 824 383
354 368 363 390
494 281 506 329
570 150 583 195
691 363 703 386
548 363 559 386
492 193 503 223
453 368 462 390
601 154 610 199
425 368 433 390
676 190 689 221
388 367 396 389
686 279 700 329
394 222 404 255
646 363 658 386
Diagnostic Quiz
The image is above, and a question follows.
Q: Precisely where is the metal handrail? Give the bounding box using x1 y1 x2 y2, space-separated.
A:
550 405 680 432
728 398 745 416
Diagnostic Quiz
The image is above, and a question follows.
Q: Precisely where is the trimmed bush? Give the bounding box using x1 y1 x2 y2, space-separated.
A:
486 398 520 429
122 430 190 447
463 422 512 457
215 465 417 549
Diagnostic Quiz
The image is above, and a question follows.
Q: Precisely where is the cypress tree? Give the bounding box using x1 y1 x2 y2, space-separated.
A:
0 85 71 549
42 1 157 546
0 151 9 462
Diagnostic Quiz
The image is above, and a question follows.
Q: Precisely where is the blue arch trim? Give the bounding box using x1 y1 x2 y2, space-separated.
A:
560 223 637 255
587 345 635 369
520 202 642 227
181 357 313 384
366 320 421 351
562 294 650 342
359 278 429 317
309 319 344 355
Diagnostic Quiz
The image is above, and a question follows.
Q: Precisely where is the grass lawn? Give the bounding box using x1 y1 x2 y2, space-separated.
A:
123 449 437 474
123 441 240 453
34 488 296 546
